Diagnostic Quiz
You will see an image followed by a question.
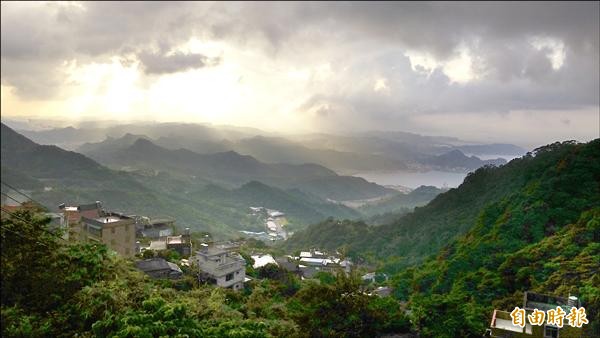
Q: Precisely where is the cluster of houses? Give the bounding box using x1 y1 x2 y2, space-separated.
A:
56 201 193 258
1 193 386 293
248 249 353 280
52 201 247 290
245 207 289 241
4 194 589 335
29 200 389 294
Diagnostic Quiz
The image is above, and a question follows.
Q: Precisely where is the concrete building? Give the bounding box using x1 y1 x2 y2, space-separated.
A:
59 201 103 240
144 228 192 257
135 258 183 279
166 229 192 257
137 217 174 239
194 244 245 290
80 212 136 257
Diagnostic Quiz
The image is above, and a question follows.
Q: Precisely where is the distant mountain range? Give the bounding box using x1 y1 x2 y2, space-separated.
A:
78 135 395 201
8 120 526 173
2 122 444 237
1 120 525 238
423 149 507 172
0 123 365 237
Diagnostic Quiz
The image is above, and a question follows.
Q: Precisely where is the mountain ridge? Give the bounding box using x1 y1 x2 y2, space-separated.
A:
0 123 361 237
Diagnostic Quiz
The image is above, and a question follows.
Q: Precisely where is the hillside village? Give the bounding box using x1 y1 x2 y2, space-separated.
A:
2 190 591 337
2 141 599 337
1 192 388 294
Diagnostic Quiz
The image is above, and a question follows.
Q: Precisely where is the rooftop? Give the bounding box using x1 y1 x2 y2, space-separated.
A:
524 291 579 311
96 216 121 223
79 201 102 211
268 211 285 217
251 254 277 269
81 212 134 228
149 217 175 225
299 257 334 266
135 258 182 274
167 235 186 245
148 240 167 251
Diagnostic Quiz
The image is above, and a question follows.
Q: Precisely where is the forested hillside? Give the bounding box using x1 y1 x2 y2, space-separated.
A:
358 185 446 217
286 140 600 269
285 139 600 337
398 208 599 337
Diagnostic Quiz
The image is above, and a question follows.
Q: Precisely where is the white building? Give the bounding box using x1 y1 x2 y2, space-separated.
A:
268 210 285 218
194 244 246 290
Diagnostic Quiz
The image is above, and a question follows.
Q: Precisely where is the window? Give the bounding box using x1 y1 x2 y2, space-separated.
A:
226 273 234 281
544 326 559 338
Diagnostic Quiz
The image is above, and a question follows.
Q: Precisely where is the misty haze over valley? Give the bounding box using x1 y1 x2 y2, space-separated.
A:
1 2 598 338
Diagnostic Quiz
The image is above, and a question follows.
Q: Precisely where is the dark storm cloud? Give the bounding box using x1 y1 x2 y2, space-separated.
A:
0 1 598 121
0 1 211 98
137 51 220 75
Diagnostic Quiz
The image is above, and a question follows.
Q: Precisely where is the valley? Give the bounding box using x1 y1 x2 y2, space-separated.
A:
1 120 518 239
1 3 598 337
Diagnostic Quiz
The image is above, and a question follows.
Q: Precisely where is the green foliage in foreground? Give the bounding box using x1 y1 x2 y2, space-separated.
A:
1 210 410 337
389 140 600 337
398 208 600 338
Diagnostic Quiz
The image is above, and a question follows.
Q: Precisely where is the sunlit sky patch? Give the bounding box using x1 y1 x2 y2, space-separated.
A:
1 1 598 147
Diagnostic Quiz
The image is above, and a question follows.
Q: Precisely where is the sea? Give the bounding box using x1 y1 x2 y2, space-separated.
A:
352 154 522 189
352 170 468 189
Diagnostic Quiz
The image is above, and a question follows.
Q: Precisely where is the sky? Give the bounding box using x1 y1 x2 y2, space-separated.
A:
1 1 598 148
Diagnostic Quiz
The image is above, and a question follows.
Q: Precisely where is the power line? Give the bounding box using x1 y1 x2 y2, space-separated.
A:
0 222 54 249
1 206 64 239
0 191 40 210
0 180 48 210
0 207 61 248
0 204 65 240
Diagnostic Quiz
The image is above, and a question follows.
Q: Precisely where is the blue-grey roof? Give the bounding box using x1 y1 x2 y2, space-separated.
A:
135 258 182 273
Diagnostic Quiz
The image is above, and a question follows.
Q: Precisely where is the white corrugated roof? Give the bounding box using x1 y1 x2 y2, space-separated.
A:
251 254 278 268
266 221 278 231
299 257 334 266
